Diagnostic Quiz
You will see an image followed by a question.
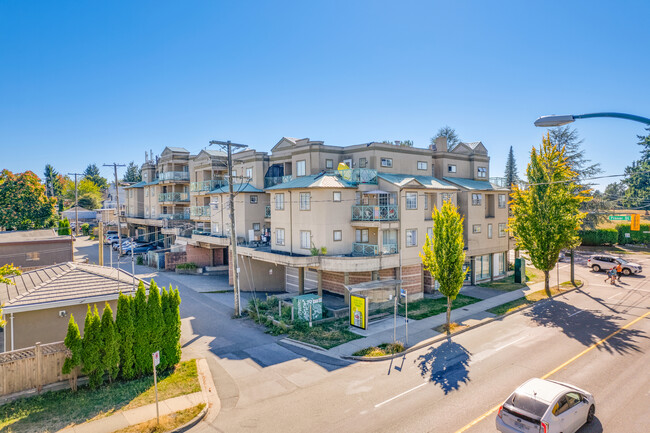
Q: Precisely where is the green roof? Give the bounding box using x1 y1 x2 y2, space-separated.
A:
442 177 508 191
124 181 147 189
210 183 264 194
265 174 356 191
378 173 457 190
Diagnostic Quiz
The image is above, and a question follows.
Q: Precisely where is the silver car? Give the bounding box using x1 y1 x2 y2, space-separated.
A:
587 255 642 276
496 378 595 433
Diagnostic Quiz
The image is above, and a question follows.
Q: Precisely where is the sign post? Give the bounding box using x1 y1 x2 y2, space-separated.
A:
400 288 408 346
152 351 160 425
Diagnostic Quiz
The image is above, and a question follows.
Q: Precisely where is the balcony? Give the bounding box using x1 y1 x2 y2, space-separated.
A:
190 178 228 192
159 210 190 220
265 205 271 218
190 206 211 218
159 171 190 182
264 175 293 188
338 168 377 185
158 192 190 202
352 242 398 256
351 205 398 221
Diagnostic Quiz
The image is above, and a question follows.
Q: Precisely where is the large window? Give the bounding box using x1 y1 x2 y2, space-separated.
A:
296 160 306 177
477 167 487 178
448 165 457 173
381 158 393 167
499 223 507 237
276 228 285 245
406 192 418 209
498 194 507 208
299 192 311 210
300 231 311 249
475 254 491 280
472 193 482 206
246 168 253 180
275 193 284 210
326 159 333 169
355 229 369 243
406 229 417 247
417 161 427 170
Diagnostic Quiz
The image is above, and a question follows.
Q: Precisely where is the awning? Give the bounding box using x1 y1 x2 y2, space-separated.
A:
363 189 389 195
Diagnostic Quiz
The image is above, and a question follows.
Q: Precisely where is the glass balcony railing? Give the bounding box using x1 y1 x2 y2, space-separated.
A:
351 204 398 221
381 243 398 255
190 206 211 218
265 205 271 218
190 178 229 192
159 210 190 220
338 168 377 185
192 229 211 235
158 192 190 202
159 171 190 182
264 175 293 188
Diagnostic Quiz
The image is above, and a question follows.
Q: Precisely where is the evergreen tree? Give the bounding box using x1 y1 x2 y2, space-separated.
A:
83 164 108 191
100 303 120 383
504 146 519 188
160 288 171 370
116 293 136 380
623 127 650 210
43 165 62 197
134 281 150 375
58 218 71 235
62 314 82 391
122 162 142 183
168 287 182 367
147 281 164 364
82 305 104 388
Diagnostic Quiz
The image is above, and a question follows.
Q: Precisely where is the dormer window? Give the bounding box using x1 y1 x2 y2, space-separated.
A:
448 165 457 173
477 167 487 178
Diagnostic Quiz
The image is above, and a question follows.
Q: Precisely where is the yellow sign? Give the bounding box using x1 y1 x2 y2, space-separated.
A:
350 294 368 330
631 213 641 231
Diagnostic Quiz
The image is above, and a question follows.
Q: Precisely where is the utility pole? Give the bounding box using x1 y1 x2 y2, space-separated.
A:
104 163 126 255
209 140 248 316
67 173 84 236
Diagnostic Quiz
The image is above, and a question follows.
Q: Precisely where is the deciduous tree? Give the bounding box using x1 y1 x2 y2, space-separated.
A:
0 170 56 230
431 126 460 150
0 264 21 327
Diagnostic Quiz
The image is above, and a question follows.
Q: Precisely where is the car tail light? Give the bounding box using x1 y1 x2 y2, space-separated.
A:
540 421 549 433
497 405 503 419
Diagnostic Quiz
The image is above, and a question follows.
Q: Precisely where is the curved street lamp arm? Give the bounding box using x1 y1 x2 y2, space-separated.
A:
573 112 650 125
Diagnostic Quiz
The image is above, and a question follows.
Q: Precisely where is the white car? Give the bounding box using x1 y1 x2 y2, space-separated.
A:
587 255 642 276
496 378 595 433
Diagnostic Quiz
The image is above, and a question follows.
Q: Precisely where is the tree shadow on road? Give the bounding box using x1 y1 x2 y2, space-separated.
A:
414 338 471 394
524 299 647 355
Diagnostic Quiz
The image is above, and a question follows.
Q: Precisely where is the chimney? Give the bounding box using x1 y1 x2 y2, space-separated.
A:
434 136 448 152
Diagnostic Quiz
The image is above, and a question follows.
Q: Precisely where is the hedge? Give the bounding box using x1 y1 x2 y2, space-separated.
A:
616 223 650 245
578 229 618 246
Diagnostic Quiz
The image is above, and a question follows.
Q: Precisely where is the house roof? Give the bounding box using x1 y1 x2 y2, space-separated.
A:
0 229 61 244
210 183 265 194
442 177 508 191
165 146 190 153
0 262 146 312
378 173 458 190
124 181 147 189
265 174 356 190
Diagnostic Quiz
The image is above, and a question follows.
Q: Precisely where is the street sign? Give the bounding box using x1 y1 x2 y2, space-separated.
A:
608 215 631 221
152 351 160 367
631 213 641 231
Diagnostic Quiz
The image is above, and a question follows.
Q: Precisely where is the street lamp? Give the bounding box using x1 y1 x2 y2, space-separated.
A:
534 112 650 127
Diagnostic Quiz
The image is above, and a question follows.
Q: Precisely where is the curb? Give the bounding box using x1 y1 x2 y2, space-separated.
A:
282 337 328 352
170 358 216 432
169 404 208 433
343 281 585 362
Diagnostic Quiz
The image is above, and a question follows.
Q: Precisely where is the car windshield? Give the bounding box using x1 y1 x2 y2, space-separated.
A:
616 257 628 264
506 392 549 418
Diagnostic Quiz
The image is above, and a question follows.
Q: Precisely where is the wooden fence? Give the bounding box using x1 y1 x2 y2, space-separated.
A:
0 341 77 397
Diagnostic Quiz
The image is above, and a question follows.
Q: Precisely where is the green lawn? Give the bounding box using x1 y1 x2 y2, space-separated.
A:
113 403 205 433
0 360 200 433
399 294 481 320
478 267 545 292
487 280 581 316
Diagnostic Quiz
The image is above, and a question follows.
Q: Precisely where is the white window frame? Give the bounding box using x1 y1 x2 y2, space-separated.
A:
246 168 253 180
300 230 311 249
299 192 311 210
253 223 260 231
276 228 285 246
473 224 481 234
488 223 493 239
417 161 427 170
498 194 506 208
406 229 417 247
442 193 452 203
275 193 284 210
448 165 457 173
333 230 342 241
381 158 393 167
359 157 367 168
499 223 507 237
326 159 334 169
296 160 306 177
333 191 341 202
477 167 487 178
406 192 418 209
472 193 482 206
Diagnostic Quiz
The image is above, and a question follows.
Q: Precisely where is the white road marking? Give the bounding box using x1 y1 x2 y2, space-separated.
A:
374 382 428 408
608 292 624 299
494 336 526 352
568 309 584 317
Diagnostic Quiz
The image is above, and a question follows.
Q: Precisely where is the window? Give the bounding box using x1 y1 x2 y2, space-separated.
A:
275 193 284 210
475 254 491 280
212 197 219 210
250 195 258 204
488 223 493 239
477 167 487 178
473 224 481 234
359 157 367 168
442 193 453 203
253 223 260 231
333 191 341 202
553 396 570 416
299 192 311 210
333 230 342 241
381 158 393 167
26 251 40 261
326 159 333 169
448 165 457 173
499 223 507 237
246 168 253 180
427 227 433 240
213 223 219 234
417 161 427 170
406 192 418 209
300 231 311 249
232 170 237 179
355 229 369 243
472 193 482 205
296 160 306 177
406 229 417 247
276 228 285 245
498 194 506 208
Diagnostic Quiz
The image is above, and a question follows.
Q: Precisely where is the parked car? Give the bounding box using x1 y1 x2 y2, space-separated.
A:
587 255 642 276
114 240 135 251
496 378 595 433
105 234 119 245
125 244 156 255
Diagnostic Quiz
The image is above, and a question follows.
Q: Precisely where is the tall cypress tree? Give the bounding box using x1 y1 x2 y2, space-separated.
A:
147 281 164 365
134 281 150 376
82 305 104 389
504 146 519 189
116 293 135 380
62 314 82 391
168 287 182 367
160 287 171 370
100 303 120 382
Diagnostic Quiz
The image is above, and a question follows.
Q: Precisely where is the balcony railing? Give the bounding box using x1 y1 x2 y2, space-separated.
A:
192 229 211 235
158 192 190 202
264 175 293 188
351 204 398 221
190 206 211 218
190 178 228 192
381 243 398 254
159 171 190 182
352 243 378 256
338 168 377 185
159 210 190 220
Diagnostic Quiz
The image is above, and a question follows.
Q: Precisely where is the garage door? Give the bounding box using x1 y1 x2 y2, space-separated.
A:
285 267 318 293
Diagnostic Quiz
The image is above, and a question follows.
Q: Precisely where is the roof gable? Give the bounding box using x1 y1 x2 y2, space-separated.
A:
162 146 190 156
271 137 300 151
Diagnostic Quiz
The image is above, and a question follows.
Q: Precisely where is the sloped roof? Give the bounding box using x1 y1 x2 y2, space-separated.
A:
442 177 508 191
124 181 147 189
0 229 60 244
378 173 458 190
164 146 190 153
265 174 356 190
210 183 264 194
0 262 146 312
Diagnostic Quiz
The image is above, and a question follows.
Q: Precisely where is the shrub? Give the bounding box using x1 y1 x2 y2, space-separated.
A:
147 282 164 365
134 281 150 376
62 314 82 391
578 228 618 246
100 303 120 382
136 255 144 265
616 223 650 245
176 262 198 270
58 218 71 235
81 223 90 236
82 305 104 389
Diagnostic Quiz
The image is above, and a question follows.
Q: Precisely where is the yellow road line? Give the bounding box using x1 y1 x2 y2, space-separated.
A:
453 310 650 433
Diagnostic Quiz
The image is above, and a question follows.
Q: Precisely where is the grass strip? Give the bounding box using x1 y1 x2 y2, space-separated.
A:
352 342 405 357
487 280 581 316
400 294 481 320
286 319 362 349
113 403 205 433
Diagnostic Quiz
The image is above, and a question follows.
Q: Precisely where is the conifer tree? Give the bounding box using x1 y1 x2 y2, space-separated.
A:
100 303 120 382
168 288 182 366
116 293 136 380
82 305 104 388
504 146 519 189
147 281 164 365
134 281 150 375
62 314 82 391
160 287 171 370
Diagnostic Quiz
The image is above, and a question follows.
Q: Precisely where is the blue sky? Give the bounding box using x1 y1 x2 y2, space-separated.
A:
1 0 648 191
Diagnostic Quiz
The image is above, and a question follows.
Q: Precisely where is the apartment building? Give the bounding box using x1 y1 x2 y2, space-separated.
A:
123 136 510 301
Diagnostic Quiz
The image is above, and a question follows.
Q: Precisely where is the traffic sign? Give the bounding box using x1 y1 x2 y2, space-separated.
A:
631 213 641 231
152 351 160 367
608 215 631 221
